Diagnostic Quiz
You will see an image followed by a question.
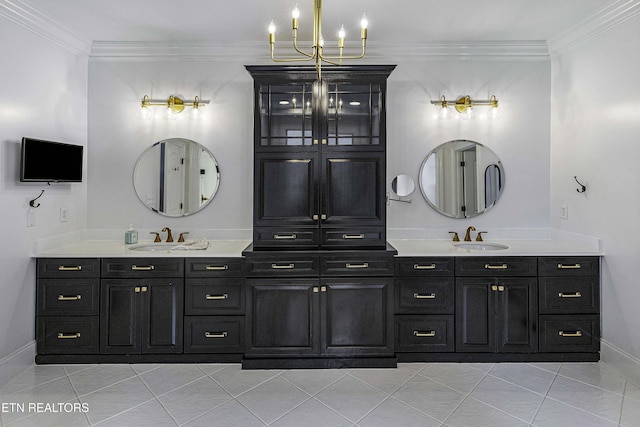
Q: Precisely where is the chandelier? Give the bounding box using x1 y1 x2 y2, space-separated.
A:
268 0 368 79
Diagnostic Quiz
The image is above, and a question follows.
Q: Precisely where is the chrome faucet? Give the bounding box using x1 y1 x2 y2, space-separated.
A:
464 226 476 241
162 227 174 243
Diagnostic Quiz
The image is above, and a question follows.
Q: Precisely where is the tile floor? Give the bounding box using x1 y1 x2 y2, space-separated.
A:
0 362 638 426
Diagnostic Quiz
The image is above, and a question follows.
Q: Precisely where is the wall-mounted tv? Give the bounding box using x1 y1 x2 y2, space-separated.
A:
20 137 83 183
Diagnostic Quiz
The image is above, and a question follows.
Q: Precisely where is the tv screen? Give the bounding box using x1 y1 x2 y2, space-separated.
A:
20 137 83 183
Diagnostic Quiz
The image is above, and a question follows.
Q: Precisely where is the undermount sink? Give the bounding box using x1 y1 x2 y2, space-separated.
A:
128 243 177 252
453 242 509 251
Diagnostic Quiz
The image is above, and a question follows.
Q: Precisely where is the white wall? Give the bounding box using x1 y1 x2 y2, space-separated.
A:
550 15 640 378
87 56 551 239
87 58 254 235
0 19 88 375
387 59 550 233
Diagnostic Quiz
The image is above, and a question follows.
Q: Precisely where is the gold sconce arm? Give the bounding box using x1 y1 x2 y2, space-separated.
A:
139 94 210 119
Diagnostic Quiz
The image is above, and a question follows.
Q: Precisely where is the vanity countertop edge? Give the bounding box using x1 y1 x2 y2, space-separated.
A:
32 238 603 258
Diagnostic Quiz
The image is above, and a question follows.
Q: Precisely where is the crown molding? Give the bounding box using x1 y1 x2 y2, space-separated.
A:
548 0 640 56
0 0 91 55
89 40 550 61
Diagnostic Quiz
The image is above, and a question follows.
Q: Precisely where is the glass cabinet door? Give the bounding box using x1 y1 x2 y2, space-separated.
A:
324 83 382 147
259 83 314 147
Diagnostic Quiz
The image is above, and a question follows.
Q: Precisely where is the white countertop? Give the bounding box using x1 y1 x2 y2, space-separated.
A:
33 237 603 258
34 239 253 258
388 238 603 257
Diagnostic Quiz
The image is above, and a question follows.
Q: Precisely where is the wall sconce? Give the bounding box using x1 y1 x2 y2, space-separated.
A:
139 95 209 121
431 95 499 120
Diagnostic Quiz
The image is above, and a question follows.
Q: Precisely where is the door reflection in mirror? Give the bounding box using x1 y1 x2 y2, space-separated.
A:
419 140 504 218
133 138 220 217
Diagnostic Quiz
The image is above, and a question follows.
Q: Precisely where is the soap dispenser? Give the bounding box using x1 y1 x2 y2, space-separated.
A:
125 224 138 244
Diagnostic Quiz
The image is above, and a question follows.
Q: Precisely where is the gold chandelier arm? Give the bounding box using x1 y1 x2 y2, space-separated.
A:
320 40 366 61
292 29 315 58
271 43 316 62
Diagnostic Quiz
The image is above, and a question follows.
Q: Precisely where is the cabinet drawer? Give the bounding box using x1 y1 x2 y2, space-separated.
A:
253 228 320 249
539 278 599 314
395 315 454 352
102 258 184 278
246 256 320 277
186 258 245 277
539 315 600 352
456 257 537 276
321 228 386 249
184 316 245 353
37 279 99 316
321 255 394 276
185 279 245 315
395 257 455 277
37 258 100 278
395 277 454 314
36 316 99 354
538 257 600 277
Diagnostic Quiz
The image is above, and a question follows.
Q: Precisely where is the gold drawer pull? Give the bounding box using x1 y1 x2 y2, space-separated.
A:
559 330 583 337
413 330 436 337
558 263 581 269
271 263 295 269
559 292 582 298
413 293 436 299
205 332 228 338
58 266 82 271
274 234 297 240
205 293 229 300
485 264 508 270
342 234 364 239
413 264 436 270
346 263 369 269
132 265 155 271
205 265 229 271
58 294 81 301
57 332 81 339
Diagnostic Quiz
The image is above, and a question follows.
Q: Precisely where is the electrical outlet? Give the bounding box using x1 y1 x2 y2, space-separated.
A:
560 204 569 220
59 207 69 223
27 209 36 227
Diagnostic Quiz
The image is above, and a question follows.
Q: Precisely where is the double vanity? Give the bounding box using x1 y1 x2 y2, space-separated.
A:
34 65 601 368
34 237 601 368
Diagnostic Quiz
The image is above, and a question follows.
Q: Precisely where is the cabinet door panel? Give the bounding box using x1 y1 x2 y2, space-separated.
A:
321 278 393 356
498 279 537 353
101 280 139 354
255 153 318 226
456 279 493 352
321 153 384 226
143 280 183 353
246 279 320 356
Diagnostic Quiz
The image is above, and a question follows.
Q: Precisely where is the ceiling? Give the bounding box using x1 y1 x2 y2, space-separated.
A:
21 0 614 46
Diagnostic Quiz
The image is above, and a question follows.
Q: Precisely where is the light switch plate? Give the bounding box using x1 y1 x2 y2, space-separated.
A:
560 204 568 220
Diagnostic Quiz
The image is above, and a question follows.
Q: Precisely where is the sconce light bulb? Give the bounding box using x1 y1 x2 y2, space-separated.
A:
292 5 300 19
190 106 203 121
269 21 276 35
338 25 346 40
437 106 451 120
138 106 152 121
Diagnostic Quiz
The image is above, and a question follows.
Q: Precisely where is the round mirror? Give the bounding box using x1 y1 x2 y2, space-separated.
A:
133 138 220 217
419 140 504 218
391 174 416 197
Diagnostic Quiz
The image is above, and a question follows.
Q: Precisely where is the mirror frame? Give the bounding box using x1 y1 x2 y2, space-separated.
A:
133 138 220 217
419 139 505 218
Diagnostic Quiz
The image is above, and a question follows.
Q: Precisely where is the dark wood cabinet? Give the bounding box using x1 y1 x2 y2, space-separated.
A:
243 250 395 367
538 257 600 353
247 65 394 250
100 258 184 355
456 277 538 353
100 278 183 354
394 257 455 354
36 258 100 355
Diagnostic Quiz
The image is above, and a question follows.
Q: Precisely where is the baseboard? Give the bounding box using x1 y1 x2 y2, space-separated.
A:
601 339 640 387
0 341 35 387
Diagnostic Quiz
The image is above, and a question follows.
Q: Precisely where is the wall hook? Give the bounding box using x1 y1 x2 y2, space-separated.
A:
574 176 586 193
29 190 45 208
